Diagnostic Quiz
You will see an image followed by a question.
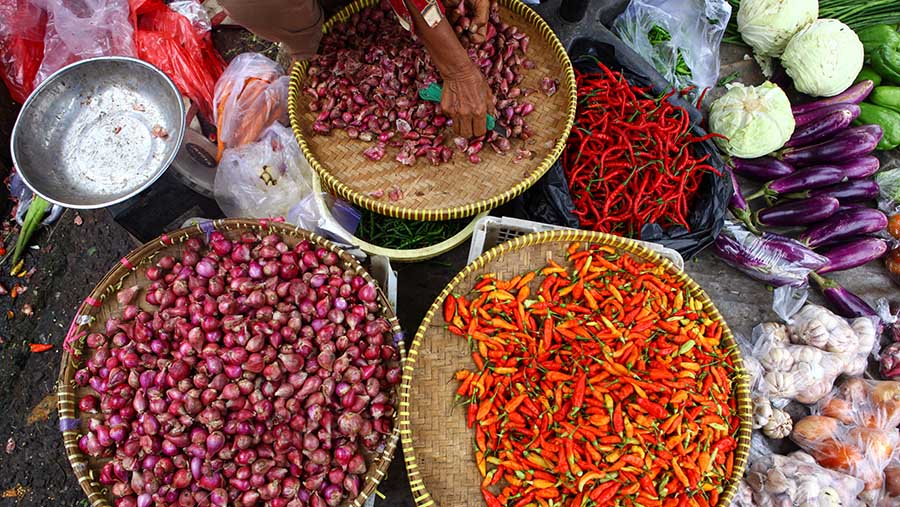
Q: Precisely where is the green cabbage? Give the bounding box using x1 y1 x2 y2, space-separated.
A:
737 0 818 57
709 82 795 159
781 19 864 98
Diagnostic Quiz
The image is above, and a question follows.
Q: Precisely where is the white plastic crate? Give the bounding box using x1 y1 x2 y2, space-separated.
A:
467 216 685 271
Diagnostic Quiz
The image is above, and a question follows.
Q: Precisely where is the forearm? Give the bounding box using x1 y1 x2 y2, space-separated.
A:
219 0 324 60
403 0 473 77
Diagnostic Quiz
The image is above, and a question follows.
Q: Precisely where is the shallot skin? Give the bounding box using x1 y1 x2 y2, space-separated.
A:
74 231 400 506
305 0 543 167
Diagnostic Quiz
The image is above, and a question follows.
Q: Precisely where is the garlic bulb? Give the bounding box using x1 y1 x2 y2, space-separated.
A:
761 345 794 371
790 304 857 352
757 322 790 344
851 316 877 354
752 395 773 429
762 407 792 439
764 371 799 399
764 468 790 494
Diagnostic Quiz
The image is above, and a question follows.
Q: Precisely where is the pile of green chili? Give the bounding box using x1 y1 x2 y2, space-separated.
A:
354 210 471 250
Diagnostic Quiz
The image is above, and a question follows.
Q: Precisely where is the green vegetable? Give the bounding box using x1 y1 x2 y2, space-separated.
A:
725 1 900 44
858 102 900 150
708 81 795 158
857 24 900 55
11 196 49 270
354 211 470 250
871 45 900 84
781 19 865 97
648 25 691 78
876 167 900 204
871 86 900 112
856 66 883 86
735 0 818 57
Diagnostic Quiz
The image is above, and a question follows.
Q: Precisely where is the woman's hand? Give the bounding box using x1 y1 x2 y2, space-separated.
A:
441 62 494 137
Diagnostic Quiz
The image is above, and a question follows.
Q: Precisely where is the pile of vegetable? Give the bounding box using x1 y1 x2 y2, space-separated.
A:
739 451 864 506
562 61 721 236
67 231 401 507
444 241 742 506
854 23 900 151
714 80 890 318
727 0 865 97
304 0 549 166
725 0 900 47
354 210 470 250
793 379 900 502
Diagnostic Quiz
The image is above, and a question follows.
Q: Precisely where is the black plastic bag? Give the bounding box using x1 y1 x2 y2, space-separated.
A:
573 29 730 260
510 161 581 228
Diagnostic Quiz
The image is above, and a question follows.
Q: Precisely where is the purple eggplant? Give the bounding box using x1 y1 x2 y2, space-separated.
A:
799 207 888 247
779 125 883 167
785 105 860 147
810 273 878 318
794 103 862 128
728 170 759 233
748 165 847 201
840 155 880 180
714 221 828 287
817 237 889 274
791 80 875 115
806 179 880 203
731 156 795 181
756 196 840 227
761 232 834 269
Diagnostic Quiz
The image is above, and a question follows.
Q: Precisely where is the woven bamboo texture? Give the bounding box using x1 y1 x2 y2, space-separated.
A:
57 219 404 507
399 230 752 506
287 0 576 221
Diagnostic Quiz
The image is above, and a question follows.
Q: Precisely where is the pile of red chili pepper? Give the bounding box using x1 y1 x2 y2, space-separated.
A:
444 242 741 507
563 61 722 237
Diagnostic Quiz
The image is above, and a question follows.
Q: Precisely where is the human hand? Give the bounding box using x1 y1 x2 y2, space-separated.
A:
441 62 494 138
444 0 490 43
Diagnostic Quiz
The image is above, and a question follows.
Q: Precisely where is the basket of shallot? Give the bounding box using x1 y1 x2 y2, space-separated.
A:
288 0 576 221
57 219 403 507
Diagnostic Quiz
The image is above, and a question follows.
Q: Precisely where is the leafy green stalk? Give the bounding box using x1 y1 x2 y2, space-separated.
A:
12 196 50 270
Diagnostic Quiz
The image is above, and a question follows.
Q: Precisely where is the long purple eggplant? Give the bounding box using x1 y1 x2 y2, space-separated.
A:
817 237 889 274
810 273 878 318
728 169 759 233
714 221 827 287
799 207 888 247
756 196 840 227
785 105 860 147
794 103 861 128
747 165 847 201
806 179 880 203
731 156 795 181
840 156 880 179
778 125 883 167
791 80 875 115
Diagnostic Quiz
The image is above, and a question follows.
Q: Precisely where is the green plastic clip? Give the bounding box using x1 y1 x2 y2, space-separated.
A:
419 82 497 132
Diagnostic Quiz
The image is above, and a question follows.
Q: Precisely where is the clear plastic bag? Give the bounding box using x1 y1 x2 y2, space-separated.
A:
213 52 289 160
792 414 899 494
714 220 828 288
817 378 900 431
744 450 866 506
611 0 731 91
214 124 314 219
33 0 135 85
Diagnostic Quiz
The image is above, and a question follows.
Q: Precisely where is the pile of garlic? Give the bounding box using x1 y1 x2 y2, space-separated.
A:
741 451 865 507
747 304 877 406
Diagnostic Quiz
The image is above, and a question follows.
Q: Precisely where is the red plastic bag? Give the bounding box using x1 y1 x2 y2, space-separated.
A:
130 0 225 121
0 0 46 103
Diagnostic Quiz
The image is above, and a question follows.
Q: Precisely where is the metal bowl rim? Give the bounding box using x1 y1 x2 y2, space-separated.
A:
10 56 187 209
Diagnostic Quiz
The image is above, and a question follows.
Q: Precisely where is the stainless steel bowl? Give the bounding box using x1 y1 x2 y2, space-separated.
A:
10 57 186 209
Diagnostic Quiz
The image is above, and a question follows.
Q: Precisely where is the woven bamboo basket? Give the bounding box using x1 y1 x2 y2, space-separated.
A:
57 219 404 507
287 0 576 221
398 230 752 506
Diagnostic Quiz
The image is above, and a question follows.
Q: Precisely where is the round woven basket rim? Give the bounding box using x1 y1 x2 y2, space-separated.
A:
398 229 753 507
311 176 488 262
57 218 405 507
287 0 577 221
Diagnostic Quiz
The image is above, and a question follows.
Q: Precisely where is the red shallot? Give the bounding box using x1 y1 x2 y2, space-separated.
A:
71 231 400 507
